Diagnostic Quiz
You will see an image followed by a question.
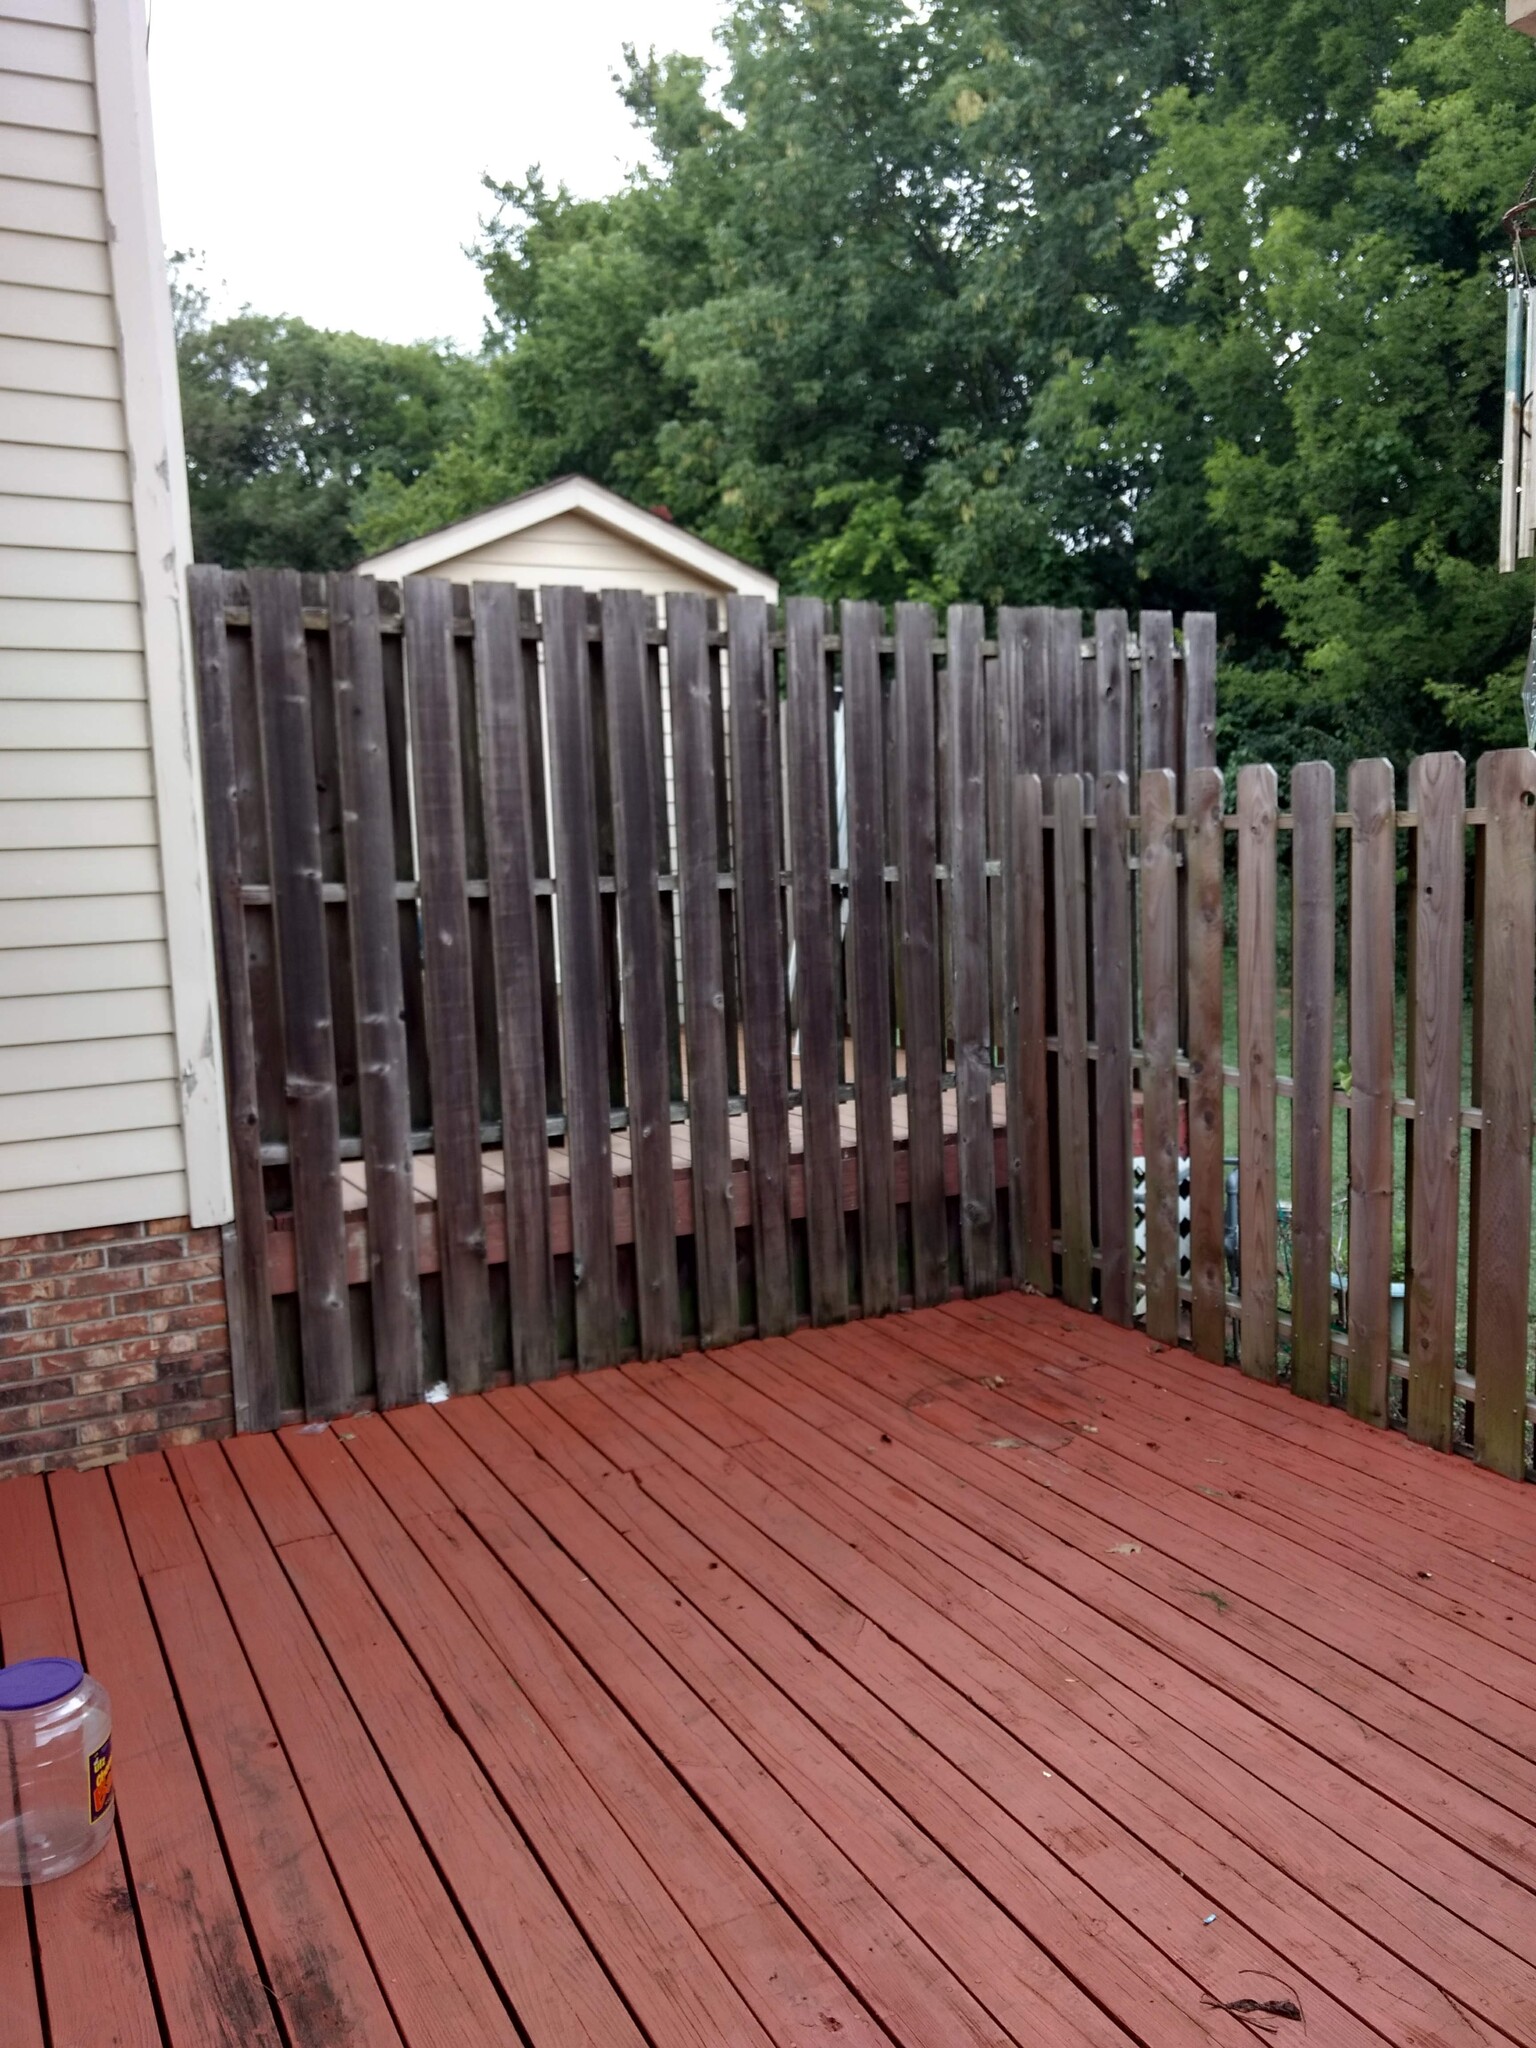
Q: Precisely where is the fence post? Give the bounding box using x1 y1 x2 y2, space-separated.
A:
1347 759 1395 1425
1139 768 1180 1342
1236 763 1278 1381
1469 749 1536 1476
1405 752 1465 1451
1290 760 1335 1403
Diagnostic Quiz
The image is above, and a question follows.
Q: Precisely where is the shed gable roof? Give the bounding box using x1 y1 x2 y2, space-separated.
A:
354 473 780 600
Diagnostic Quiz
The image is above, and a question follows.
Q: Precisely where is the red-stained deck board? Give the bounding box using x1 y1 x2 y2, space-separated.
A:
588 1350 1536 2046
5 1296 1536 2048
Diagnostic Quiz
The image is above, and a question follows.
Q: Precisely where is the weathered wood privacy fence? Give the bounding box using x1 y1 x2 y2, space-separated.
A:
191 567 1536 1483
191 568 1214 1425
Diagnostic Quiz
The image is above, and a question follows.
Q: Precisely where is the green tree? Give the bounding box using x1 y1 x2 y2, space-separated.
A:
177 294 485 571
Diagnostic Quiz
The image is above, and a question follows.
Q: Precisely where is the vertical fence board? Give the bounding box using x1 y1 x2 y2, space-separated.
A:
1186 767 1226 1363
474 582 557 1383
1002 606 1051 783
1094 612 1131 778
1139 613 1176 777
249 568 351 1418
1048 610 1082 780
667 593 737 1348
1237 763 1279 1382
785 598 848 1324
330 573 423 1408
843 600 898 1315
728 595 793 1335
1470 749 1536 1476
1007 772 1053 1291
1053 774 1092 1308
1406 752 1466 1452
542 585 620 1367
1139 768 1180 1342
404 578 493 1393
602 589 681 1359
1182 613 1218 779
1094 772 1135 1325
893 602 948 1304
1347 759 1396 1427
947 604 997 1293
985 654 1008 1050
1290 760 1336 1404
189 566 278 1433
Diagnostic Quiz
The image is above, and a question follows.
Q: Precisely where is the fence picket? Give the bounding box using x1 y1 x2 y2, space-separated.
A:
543 584 620 1368
666 593 737 1349
331 573 423 1407
728 594 794 1335
1290 760 1335 1404
785 597 848 1324
1236 762 1278 1381
1139 767 1180 1343
1470 749 1536 1476
602 589 681 1359
1053 774 1092 1308
842 600 898 1315
189 567 279 1433
1406 752 1466 1451
1182 613 1218 779
1139 612 1176 777
250 569 351 1418
1048 610 1082 779
1094 611 1131 777
473 583 557 1382
947 604 997 1293
1346 759 1396 1427
403 577 494 1392
893 601 948 1304
1000 607 1051 784
1094 772 1134 1325
1006 772 1052 1291
1185 767 1226 1363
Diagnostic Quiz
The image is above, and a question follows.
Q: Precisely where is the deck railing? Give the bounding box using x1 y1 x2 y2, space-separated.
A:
190 566 1536 1482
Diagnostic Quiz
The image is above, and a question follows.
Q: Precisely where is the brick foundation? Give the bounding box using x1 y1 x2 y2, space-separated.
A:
0 1217 233 1479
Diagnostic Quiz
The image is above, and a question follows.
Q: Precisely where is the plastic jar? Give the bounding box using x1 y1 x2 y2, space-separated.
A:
0 1658 114 1886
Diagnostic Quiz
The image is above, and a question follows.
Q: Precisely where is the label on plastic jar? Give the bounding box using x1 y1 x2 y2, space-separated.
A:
88 1737 113 1823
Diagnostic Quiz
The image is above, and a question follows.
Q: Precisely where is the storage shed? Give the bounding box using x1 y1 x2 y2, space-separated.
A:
355 472 781 604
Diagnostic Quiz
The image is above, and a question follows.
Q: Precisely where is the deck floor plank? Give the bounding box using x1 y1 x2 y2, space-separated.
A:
4 1300 1536 2048
585 1348 1531 2048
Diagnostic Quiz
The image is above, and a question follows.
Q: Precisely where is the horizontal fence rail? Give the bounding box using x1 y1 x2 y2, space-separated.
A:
192 567 1536 1483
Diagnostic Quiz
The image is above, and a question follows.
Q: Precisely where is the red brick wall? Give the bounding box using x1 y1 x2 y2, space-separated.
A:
0 1218 233 1479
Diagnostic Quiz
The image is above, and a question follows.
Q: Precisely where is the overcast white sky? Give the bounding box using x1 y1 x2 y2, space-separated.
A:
147 0 728 351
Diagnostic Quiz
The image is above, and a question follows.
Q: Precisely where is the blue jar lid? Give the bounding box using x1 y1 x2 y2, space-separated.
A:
0 1658 84 1711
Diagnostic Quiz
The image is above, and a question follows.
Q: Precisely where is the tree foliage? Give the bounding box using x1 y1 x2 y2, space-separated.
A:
183 3 1536 764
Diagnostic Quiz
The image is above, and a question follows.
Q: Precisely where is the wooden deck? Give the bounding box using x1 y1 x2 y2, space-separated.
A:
5 1293 1536 2048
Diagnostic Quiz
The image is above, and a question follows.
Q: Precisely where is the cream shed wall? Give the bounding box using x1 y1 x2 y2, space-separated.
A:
0 0 229 1237
413 509 735 599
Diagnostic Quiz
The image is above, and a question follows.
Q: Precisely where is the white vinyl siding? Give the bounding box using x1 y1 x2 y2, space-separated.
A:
434 509 732 599
0 2 190 1235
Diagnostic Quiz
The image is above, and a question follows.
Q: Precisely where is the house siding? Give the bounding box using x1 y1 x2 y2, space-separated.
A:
0 3 187 1237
